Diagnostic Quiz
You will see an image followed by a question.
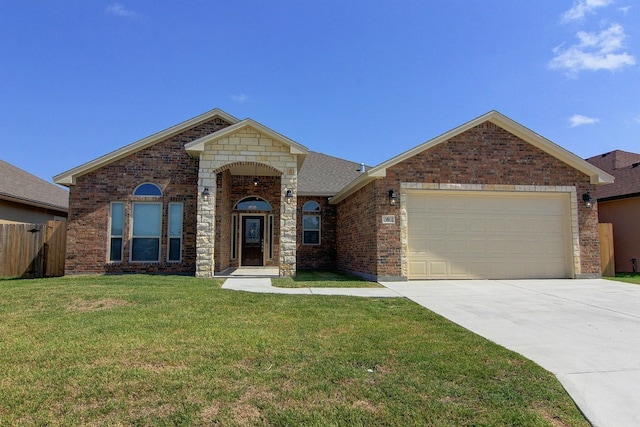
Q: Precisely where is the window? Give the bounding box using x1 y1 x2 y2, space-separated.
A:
234 197 272 211
134 183 162 197
231 214 238 260
131 203 162 261
302 201 321 245
167 203 183 262
109 202 124 262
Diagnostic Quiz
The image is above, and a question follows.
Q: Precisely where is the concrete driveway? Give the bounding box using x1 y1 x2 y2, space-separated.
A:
382 279 640 427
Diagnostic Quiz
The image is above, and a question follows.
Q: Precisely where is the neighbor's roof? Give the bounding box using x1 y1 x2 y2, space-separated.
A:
298 151 364 196
330 110 615 204
586 150 640 200
54 108 240 186
0 159 68 212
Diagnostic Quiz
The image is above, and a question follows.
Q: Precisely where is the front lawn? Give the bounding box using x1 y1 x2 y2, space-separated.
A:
609 273 640 285
272 269 383 288
0 275 587 426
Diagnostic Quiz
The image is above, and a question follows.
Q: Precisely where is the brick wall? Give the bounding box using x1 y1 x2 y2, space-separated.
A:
65 117 230 274
338 121 600 279
296 195 337 270
336 181 379 279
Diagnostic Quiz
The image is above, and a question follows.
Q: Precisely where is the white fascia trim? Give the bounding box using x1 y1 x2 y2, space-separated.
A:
53 108 239 186
329 110 614 203
185 118 309 171
185 118 308 155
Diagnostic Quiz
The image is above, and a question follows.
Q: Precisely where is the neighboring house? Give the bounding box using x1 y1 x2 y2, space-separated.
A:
0 159 68 224
586 150 640 273
54 108 613 280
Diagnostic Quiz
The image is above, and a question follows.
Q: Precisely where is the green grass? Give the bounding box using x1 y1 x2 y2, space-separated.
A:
609 273 640 285
0 275 588 426
272 270 383 288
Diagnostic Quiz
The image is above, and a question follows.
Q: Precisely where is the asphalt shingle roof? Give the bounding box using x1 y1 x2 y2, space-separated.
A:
297 151 365 195
0 159 69 211
586 150 640 200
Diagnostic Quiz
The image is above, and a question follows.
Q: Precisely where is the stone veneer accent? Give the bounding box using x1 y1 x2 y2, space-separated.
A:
195 127 299 277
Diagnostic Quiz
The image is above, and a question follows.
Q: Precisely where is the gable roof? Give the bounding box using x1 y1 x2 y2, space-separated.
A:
586 150 640 200
54 108 239 186
184 118 308 171
298 151 364 196
0 159 68 212
330 110 615 204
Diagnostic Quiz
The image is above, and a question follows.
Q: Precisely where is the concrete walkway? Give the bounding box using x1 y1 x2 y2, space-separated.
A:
382 279 640 427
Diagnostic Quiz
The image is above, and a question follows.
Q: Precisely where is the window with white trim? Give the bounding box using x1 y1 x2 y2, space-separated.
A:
109 202 124 262
302 201 321 245
131 202 162 262
167 203 183 262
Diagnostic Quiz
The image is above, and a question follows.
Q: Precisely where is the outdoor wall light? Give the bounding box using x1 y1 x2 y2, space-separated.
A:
388 189 398 206
202 187 210 199
253 177 259 187
582 193 594 208
285 189 293 203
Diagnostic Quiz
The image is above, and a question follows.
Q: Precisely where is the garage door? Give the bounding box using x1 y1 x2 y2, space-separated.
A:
407 191 572 279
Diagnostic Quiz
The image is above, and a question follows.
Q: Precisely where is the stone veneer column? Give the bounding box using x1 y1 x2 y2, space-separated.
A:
195 157 216 278
280 172 297 277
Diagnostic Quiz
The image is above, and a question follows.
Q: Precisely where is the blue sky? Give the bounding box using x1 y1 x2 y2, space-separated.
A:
1 1 638 184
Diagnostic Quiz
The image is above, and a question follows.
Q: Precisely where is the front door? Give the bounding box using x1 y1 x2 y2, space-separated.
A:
242 216 264 266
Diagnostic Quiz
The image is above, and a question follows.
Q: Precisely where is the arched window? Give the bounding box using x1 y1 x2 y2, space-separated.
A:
234 197 273 211
302 201 321 245
133 183 162 197
130 183 162 262
302 201 321 212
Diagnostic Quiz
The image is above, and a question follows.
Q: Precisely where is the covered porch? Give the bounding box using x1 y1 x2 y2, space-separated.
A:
185 119 307 278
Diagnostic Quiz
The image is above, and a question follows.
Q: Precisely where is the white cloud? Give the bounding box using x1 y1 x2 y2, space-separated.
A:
549 23 636 73
569 114 600 127
230 94 249 103
106 3 136 18
562 0 614 22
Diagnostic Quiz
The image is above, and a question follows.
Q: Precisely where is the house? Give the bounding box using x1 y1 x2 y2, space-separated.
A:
586 150 640 273
54 109 613 280
0 159 68 224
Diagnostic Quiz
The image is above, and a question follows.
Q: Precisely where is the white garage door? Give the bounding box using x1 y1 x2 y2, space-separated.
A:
407 191 572 279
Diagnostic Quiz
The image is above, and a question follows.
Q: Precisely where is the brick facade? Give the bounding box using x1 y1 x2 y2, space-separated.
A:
336 121 599 280
62 112 604 280
65 117 231 274
296 196 338 270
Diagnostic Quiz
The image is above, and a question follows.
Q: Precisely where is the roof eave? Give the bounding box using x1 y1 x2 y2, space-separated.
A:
54 108 240 186
331 111 614 202
185 119 309 170
0 193 68 213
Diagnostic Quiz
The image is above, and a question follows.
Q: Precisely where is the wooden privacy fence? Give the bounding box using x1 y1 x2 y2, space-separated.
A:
598 223 615 277
0 220 66 278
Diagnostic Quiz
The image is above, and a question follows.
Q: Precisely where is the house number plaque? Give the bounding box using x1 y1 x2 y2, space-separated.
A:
381 215 396 224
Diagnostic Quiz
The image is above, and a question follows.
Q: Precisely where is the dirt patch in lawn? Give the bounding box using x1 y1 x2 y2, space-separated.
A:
67 298 131 312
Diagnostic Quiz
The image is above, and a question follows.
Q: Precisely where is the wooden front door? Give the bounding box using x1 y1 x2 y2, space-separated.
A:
242 216 264 266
